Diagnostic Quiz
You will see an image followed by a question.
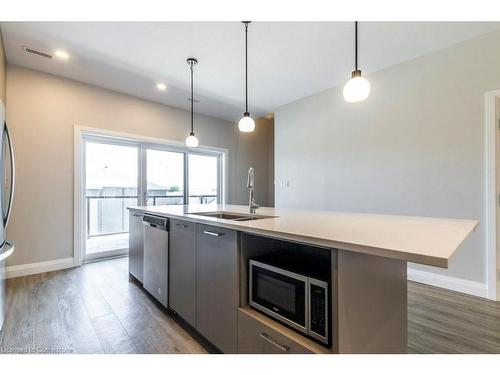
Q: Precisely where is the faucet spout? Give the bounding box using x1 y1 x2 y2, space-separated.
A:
247 167 254 188
247 167 259 214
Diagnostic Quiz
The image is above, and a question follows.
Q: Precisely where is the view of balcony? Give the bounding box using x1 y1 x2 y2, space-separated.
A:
85 188 217 255
85 141 219 259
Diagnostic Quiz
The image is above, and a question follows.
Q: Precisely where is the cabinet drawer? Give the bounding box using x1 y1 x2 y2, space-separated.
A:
238 308 314 354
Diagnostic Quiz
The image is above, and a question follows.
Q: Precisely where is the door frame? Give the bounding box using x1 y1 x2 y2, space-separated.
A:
74 125 228 266
81 135 140 262
485 89 500 301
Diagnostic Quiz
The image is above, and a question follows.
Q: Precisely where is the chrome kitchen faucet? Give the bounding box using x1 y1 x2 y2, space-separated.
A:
247 167 259 214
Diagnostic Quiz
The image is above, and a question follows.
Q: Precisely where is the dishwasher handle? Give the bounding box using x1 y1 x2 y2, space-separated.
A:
143 214 169 231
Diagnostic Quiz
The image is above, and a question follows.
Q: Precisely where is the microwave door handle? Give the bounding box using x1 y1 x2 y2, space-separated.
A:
3 121 15 227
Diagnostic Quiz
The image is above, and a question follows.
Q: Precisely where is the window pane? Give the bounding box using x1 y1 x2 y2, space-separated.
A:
147 149 185 205
85 141 138 255
188 154 218 204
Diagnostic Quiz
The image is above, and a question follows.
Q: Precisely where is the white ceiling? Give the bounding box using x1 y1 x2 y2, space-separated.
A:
2 22 499 121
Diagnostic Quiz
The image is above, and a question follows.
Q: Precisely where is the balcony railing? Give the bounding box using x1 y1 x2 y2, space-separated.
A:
86 194 217 238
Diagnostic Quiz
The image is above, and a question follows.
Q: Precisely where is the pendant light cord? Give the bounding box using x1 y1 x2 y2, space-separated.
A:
355 21 358 71
190 62 194 134
245 21 249 114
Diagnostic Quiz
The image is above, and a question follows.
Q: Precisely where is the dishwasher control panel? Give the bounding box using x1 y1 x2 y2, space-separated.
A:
143 214 169 230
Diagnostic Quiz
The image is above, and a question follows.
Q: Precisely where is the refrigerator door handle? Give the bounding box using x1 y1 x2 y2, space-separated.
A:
3 121 15 227
0 240 14 261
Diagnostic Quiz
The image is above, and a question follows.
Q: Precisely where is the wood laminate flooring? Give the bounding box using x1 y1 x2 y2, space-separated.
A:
1 257 499 354
408 281 500 353
0 257 206 354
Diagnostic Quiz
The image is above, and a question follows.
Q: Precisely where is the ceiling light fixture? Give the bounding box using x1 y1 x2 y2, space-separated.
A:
185 57 199 148
54 50 70 60
238 21 255 132
156 82 167 91
343 21 371 103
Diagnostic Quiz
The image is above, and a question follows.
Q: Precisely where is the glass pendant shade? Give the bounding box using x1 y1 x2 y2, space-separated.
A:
185 133 199 147
240 21 255 133
344 22 371 103
238 113 255 132
186 57 199 147
343 70 371 103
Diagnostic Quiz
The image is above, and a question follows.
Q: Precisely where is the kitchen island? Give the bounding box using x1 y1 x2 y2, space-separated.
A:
127 204 477 354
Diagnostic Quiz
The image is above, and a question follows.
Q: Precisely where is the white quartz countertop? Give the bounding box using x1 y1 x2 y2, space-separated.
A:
128 204 478 268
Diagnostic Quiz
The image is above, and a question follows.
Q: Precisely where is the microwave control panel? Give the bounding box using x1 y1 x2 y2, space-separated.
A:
310 284 327 339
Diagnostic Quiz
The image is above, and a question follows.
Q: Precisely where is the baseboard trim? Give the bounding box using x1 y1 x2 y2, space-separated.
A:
408 268 488 299
6 257 76 279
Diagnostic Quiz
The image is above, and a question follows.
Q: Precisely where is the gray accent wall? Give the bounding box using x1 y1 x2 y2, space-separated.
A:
232 117 274 207
275 29 500 285
5 65 274 267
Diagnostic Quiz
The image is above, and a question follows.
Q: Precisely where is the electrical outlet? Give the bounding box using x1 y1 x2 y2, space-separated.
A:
277 179 291 188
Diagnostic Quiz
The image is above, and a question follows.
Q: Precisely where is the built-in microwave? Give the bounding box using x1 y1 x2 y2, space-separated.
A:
249 256 330 345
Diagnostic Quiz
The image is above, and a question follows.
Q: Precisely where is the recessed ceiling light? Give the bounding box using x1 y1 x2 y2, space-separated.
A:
54 50 70 60
156 83 167 92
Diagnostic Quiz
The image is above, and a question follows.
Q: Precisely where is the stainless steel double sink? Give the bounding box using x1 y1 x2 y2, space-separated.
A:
188 211 276 221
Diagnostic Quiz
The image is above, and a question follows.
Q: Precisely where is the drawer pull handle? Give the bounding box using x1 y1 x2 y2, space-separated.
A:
259 332 290 352
203 230 223 237
176 223 189 228
133 214 142 217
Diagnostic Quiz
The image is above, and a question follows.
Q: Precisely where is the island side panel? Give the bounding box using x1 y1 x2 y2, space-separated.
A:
337 250 407 353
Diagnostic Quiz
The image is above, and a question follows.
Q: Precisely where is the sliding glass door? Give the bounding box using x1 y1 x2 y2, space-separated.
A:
82 134 224 261
145 149 185 206
188 153 219 204
85 139 139 261
143 148 222 206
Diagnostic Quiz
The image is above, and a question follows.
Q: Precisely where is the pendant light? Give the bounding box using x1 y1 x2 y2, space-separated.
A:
185 57 199 147
238 21 255 132
343 21 371 103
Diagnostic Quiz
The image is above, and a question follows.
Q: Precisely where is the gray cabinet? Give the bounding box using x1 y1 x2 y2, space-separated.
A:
169 219 197 327
128 211 144 282
196 224 238 353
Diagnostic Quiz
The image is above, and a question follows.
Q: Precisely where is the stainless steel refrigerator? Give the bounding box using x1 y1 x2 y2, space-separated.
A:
0 100 15 332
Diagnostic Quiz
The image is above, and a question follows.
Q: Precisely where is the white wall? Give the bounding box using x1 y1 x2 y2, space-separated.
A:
6 65 274 267
497 97 500 298
0 27 6 104
275 29 500 290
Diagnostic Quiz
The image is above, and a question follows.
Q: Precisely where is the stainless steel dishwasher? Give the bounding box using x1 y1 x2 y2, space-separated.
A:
142 214 169 307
